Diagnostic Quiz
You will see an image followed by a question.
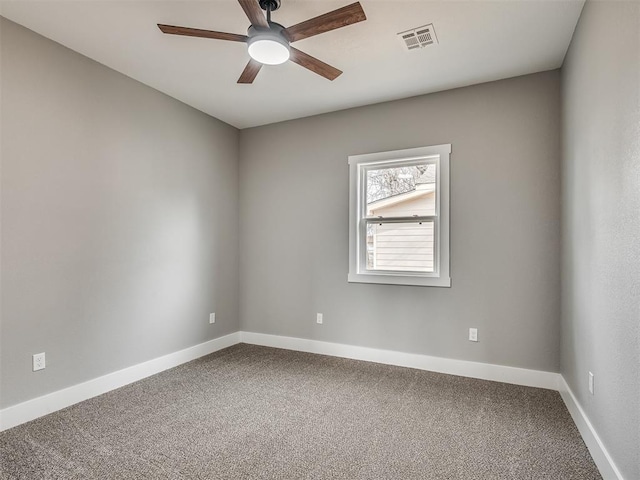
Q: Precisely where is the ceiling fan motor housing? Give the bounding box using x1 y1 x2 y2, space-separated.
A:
247 22 287 37
247 23 290 65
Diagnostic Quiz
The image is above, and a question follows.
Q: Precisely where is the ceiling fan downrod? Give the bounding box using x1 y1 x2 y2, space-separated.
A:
259 0 281 23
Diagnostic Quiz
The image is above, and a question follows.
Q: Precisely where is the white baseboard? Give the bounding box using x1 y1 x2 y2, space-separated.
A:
0 330 560 433
0 332 241 432
0 329 618 480
239 331 561 390
242 332 618 479
557 377 623 480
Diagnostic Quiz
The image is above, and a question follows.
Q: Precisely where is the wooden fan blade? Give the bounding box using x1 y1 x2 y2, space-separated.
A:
238 0 269 29
289 47 342 81
158 24 248 42
238 59 263 84
284 2 366 43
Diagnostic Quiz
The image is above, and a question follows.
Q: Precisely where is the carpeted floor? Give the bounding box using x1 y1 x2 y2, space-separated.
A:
0 344 601 479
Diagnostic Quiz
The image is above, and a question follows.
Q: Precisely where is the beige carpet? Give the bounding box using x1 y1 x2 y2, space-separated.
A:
0 343 601 479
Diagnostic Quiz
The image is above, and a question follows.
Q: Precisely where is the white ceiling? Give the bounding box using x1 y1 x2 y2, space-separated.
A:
0 0 584 128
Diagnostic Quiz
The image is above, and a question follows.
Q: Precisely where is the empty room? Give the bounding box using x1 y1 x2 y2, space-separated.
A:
0 0 638 478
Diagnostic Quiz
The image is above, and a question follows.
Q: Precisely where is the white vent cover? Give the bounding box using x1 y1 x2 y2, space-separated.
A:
398 24 438 51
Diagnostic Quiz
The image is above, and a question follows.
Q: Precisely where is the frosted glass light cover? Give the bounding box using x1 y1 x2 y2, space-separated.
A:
248 39 290 65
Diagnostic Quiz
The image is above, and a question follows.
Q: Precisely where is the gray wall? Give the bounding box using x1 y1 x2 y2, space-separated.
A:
561 2 640 478
239 71 562 373
0 19 240 408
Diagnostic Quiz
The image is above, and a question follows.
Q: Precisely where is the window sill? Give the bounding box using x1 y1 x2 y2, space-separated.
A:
347 273 451 288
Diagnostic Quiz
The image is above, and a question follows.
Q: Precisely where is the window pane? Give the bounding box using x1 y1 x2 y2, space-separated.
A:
366 221 434 273
366 164 436 218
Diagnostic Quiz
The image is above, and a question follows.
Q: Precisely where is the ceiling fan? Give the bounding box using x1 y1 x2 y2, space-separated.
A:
158 0 366 84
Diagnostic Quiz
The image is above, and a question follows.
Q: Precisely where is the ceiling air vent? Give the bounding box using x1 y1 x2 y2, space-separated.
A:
398 24 438 51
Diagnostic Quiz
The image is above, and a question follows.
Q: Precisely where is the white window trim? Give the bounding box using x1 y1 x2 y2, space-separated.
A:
348 144 451 287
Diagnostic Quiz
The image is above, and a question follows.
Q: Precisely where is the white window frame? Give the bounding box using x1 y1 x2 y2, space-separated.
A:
348 144 451 287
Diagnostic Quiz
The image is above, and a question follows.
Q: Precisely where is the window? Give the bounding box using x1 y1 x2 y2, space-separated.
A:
348 144 451 287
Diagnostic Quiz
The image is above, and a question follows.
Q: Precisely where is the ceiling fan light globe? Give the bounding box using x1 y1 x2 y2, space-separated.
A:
247 37 290 65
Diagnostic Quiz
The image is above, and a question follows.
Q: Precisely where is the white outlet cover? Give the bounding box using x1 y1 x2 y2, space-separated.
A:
316 313 323 324
588 371 594 394
209 313 216 324
469 328 478 342
33 352 46 371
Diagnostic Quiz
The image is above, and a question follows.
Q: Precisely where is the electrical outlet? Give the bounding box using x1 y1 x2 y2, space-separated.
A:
33 352 46 372
316 313 323 324
469 328 478 342
209 312 216 324
588 372 594 395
